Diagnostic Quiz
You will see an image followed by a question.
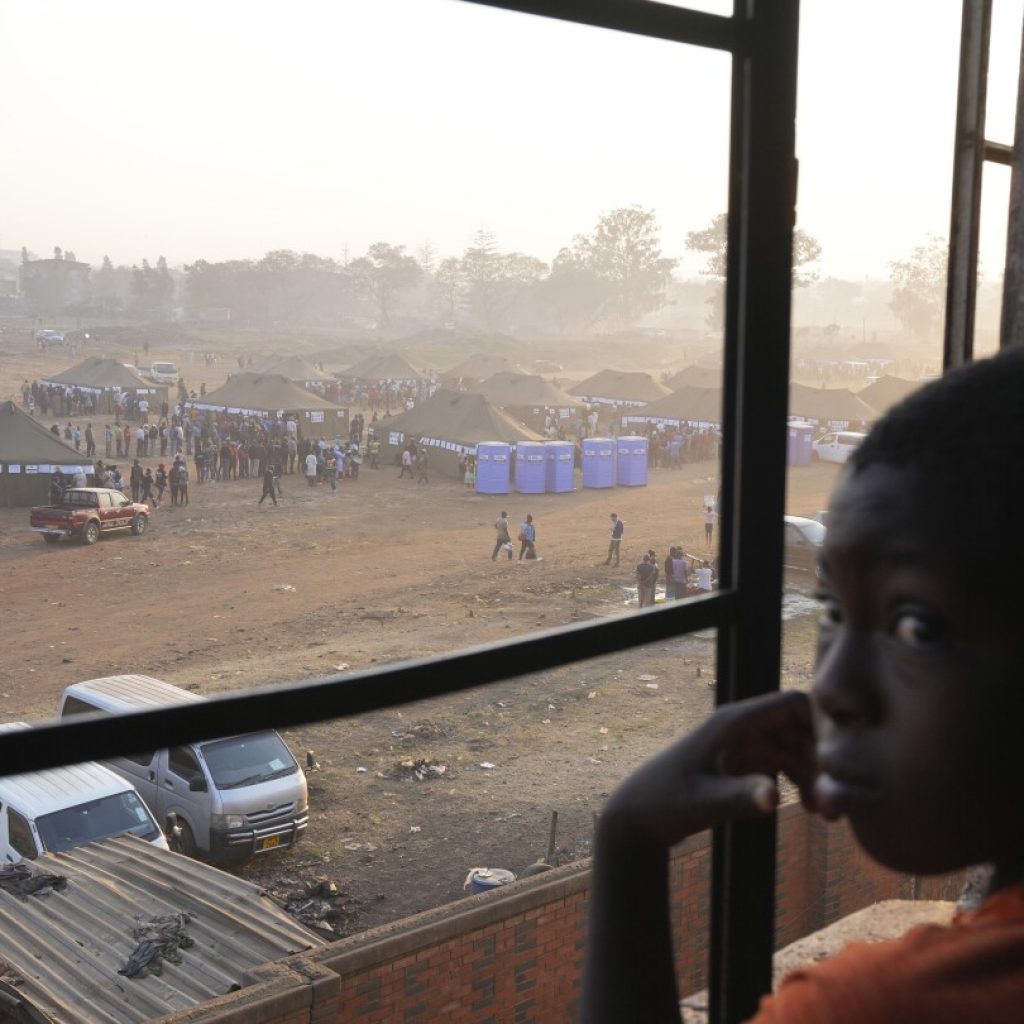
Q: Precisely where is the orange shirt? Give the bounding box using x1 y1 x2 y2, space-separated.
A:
752 883 1024 1023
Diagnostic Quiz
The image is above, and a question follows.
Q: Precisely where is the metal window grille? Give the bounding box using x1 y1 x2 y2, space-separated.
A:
0 3 800 1021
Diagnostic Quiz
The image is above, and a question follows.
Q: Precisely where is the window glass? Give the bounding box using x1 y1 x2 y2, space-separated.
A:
201 732 297 790
7 808 36 859
35 792 159 852
167 746 202 781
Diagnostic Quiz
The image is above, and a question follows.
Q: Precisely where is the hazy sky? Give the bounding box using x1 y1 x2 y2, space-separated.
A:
2 0 1022 279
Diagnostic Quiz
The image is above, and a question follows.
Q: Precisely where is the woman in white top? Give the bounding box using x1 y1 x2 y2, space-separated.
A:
696 560 713 592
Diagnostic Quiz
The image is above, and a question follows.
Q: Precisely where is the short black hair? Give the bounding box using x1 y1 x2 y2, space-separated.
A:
851 346 1024 581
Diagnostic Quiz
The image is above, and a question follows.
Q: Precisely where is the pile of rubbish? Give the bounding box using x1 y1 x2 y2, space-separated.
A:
387 758 449 782
119 912 194 978
264 877 355 936
0 864 66 898
389 720 446 742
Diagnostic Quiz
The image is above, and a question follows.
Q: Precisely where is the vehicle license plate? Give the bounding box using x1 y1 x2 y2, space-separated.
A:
259 835 281 851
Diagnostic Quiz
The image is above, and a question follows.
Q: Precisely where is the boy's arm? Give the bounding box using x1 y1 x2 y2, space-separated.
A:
580 691 815 1024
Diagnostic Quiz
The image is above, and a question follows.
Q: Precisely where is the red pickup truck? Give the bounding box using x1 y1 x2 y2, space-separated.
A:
30 488 150 545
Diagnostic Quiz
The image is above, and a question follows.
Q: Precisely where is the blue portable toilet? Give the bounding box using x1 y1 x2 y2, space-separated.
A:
582 437 616 489
515 442 547 493
545 440 575 493
787 421 814 466
476 442 511 494
616 435 649 487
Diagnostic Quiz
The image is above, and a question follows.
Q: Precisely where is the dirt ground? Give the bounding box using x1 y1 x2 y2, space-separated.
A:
0 330 841 936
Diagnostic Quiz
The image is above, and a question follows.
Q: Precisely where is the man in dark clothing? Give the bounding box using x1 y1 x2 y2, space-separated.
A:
258 464 277 505
604 513 624 566
129 460 144 503
492 511 513 560
84 423 96 458
49 471 64 505
636 554 657 608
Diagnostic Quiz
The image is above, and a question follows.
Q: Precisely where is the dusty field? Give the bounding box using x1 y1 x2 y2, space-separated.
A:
0 330 841 936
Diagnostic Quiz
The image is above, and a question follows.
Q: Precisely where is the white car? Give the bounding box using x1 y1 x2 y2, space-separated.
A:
811 430 866 464
147 361 180 385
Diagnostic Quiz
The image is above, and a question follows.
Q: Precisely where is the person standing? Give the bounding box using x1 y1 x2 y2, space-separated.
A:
326 454 338 492
154 464 167 507
103 424 113 458
416 448 430 484
258 463 277 505
492 511 513 561
84 423 95 458
604 513 624 566
670 548 688 599
703 505 716 546
518 513 537 561
168 460 180 506
140 467 155 506
177 460 190 505
398 446 414 479
304 450 318 486
129 459 143 503
635 554 656 607
664 548 677 600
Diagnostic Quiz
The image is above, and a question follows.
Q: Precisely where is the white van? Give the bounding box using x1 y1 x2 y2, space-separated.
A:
147 361 179 385
811 430 867 464
58 675 309 865
0 724 168 864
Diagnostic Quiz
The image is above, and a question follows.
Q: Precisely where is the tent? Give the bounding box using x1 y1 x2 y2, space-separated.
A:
0 401 94 505
471 372 583 432
380 389 543 477
39 357 167 414
442 353 515 383
189 373 348 435
248 354 336 385
622 386 724 428
339 352 423 383
663 365 722 391
568 369 670 406
858 375 922 415
788 383 877 428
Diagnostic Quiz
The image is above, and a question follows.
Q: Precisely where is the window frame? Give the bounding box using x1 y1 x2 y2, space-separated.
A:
0 3 799 1021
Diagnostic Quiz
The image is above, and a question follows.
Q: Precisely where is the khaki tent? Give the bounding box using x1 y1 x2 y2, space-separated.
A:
788 383 877 428
472 372 583 432
442 353 515 383
190 373 348 435
663 365 722 390
249 354 336 385
622 386 724 428
568 369 670 406
340 352 423 382
39 357 168 414
858 375 922 415
0 401 94 505
380 390 542 477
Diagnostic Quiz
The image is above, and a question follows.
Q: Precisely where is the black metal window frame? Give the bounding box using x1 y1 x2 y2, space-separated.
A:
0 3 798 1021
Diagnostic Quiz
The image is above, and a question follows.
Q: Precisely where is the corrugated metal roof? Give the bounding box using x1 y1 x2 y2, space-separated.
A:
0 836 324 1024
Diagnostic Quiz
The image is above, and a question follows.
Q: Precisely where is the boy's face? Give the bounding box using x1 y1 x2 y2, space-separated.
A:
812 462 1024 875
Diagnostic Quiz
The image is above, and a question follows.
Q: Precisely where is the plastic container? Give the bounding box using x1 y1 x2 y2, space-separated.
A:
544 440 575 493
515 441 547 494
582 437 616 489
466 867 517 894
615 435 649 487
475 442 511 494
787 421 814 466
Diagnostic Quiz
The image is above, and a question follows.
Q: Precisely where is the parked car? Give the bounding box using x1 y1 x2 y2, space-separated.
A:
811 430 867 464
59 675 309 864
30 488 150 544
783 515 826 574
0 724 168 864
147 361 180 385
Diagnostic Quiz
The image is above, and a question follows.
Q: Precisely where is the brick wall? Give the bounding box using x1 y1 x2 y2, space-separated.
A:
167 809 964 1024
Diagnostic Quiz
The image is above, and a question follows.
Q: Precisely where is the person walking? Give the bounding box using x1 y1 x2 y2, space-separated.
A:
398 446 414 479
416 448 430 484
604 513 624 566
140 467 155 506
518 513 538 561
258 463 278 505
129 459 143 503
492 511 513 561
154 464 167 508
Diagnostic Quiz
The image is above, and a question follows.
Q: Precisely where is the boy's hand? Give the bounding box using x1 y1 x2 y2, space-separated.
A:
599 691 816 850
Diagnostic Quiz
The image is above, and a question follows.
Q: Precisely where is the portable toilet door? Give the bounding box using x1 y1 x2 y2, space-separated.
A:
787 422 814 466
476 442 511 494
515 441 547 494
616 435 649 487
545 440 575 493
582 437 616 488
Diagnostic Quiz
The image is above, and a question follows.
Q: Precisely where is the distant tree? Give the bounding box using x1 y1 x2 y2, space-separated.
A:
541 245 607 335
347 243 423 327
686 212 822 329
65 250 76 263
460 230 547 331
432 257 462 322
575 206 676 328
417 241 437 276
888 235 948 343
93 255 121 316
20 246 29 264
53 246 63 261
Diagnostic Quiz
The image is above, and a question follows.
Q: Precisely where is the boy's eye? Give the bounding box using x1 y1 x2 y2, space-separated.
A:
891 610 945 648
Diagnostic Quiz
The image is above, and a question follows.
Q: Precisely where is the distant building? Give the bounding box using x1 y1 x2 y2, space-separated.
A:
20 254 91 313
